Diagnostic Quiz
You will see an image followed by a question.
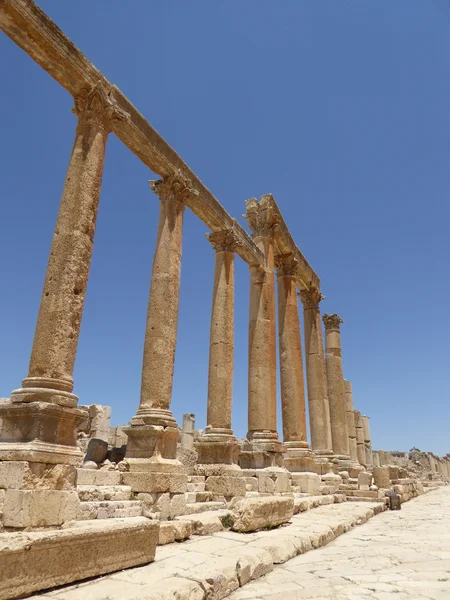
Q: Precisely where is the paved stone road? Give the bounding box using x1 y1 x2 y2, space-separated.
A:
229 487 450 600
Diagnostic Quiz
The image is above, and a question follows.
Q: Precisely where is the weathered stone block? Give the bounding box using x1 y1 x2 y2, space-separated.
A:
122 472 187 493
373 466 391 489
76 468 121 486
0 517 159 600
205 475 246 497
3 489 79 528
172 519 192 541
291 472 321 494
158 522 175 545
169 492 187 518
0 461 76 490
231 496 294 532
358 471 372 488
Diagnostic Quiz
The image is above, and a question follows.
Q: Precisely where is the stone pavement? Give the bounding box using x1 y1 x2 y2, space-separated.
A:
229 487 450 600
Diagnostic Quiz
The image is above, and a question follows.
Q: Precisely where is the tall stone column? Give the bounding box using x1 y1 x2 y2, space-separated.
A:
195 229 245 497
123 172 193 496
344 380 359 464
323 314 350 464
299 288 333 460
361 415 373 467
239 196 283 469
276 253 315 473
354 411 366 467
0 85 123 527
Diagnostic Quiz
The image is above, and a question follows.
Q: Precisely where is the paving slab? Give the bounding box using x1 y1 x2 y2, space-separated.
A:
228 486 450 599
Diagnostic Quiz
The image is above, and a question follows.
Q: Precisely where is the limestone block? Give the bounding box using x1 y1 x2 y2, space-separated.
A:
205 475 246 497
122 472 187 493
388 466 399 480
0 517 159 600
358 471 373 488
183 557 239 599
76 468 121 486
172 519 192 541
245 477 259 491
175 510 227 535
373 466 391 489
227 546 273 585
231 496 294 533
291 472 321 494
257 474 275 493
88 404 111 442
151 492 170 521
274 472 291 492
0 461 76 490
80 460 98 470
158 522 175 545
169 492 187 518
3 489 80 528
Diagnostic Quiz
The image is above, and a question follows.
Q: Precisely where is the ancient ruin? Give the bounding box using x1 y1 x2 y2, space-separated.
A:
0 2 448 599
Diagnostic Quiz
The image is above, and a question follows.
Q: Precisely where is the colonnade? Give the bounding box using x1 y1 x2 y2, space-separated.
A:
0 89 374 527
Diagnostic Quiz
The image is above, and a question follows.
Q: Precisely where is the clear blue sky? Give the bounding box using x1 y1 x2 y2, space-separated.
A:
1 1 449 455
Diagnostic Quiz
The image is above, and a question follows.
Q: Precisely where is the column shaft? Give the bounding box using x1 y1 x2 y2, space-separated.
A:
300 288 333 454
344 380 358 463
13 86 118 406
206 232 237 433
323 314 350 459
246 203 277 439
277 255 307 446
137 175 189 426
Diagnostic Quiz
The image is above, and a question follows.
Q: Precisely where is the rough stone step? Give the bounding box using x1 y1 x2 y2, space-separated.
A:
346 496 387 503
77 485 132 502
346 489 379 498
185 501 226 514
78 500 143 520
30 498 389 599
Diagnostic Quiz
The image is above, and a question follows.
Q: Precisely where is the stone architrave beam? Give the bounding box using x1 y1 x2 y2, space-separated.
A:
0 0 262 267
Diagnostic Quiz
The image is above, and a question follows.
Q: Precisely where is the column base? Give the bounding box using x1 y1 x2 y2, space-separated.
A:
11 377 78 408
123 420 187 494
238 431 284 469
0 399 84 465
309 449 338 475
194 430 240 465
283 443 317 473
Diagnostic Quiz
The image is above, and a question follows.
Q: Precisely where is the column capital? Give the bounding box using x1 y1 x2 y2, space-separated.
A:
299 287 325 310
149 171 194 205
244 196 278 239
73 84 128 132
322 313 344 330
206 229 239 253
275 253 298 277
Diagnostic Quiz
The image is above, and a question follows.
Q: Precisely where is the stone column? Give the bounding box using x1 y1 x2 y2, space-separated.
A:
195 229 245 496
299 288 333 463
344 381 358 463
0 85 123 527
180 414 195 451
239 196 283 469
354 410 366 466
123 172 193 496
276 253 315 473
323 314 350 464
361 415 373 467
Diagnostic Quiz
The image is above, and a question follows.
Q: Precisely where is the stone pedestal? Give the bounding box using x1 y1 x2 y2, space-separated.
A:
180 413 195 451
299 288 334 473
0 87 121 527
323 314 351 467
276 254 316 474
242 197 284 467
124 173 193 497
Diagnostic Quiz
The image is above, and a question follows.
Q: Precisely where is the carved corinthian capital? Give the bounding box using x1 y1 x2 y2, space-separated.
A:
299 287 325 310
275 253 298 277
149 171 193 205
322 313 344 330
207 229 239 253
73 84 128 131
244 196 278 239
